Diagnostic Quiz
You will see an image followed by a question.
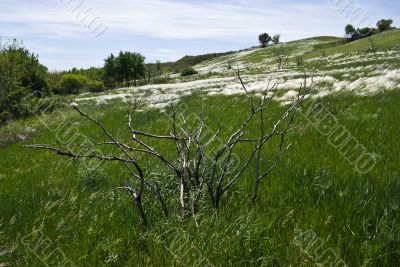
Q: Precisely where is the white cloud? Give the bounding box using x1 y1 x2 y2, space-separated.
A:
94 0 343 40
2 0 394 70
0 0 344 41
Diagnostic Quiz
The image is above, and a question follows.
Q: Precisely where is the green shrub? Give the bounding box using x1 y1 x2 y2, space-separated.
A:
58 74 87 95
0 111 10 123
0 87 30 123
181 67 199 77
86 80 105 93
152 76 171 84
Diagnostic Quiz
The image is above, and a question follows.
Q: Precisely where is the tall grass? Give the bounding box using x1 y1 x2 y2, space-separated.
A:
1 90 399 266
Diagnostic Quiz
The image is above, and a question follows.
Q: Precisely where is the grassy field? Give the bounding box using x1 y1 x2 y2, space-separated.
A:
1 30 400 266
1 90 400 266
303 29 400 59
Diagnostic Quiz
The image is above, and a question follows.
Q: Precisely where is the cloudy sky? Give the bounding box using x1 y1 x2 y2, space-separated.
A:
0 0 398 70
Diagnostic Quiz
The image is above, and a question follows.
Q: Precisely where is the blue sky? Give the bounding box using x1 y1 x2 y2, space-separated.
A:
1 0 398 71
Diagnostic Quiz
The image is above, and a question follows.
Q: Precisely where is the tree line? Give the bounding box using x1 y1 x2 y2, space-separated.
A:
345 19 396 41
0 38 215 124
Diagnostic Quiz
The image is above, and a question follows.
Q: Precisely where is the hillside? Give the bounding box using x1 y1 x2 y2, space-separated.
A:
1 30 400 266
76 30 400 109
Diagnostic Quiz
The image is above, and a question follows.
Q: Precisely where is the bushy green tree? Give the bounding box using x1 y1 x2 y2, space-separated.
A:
0 85 29 123
0 39 50 123
345 24 356 35
258 33 272 47
103 51 146 87
0 39 49 96
86 80 105 93
377 19 394 32
103 54 118 88
126 52 146 86
58 74 87 95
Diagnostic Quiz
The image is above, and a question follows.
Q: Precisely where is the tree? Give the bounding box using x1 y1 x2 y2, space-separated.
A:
103 54 118 88
377 19 394 32
105 52 146 87
259 33 272 47
0 39 49 95
0 38 50 123
58 74 87 95
126 52 146 87
272 34 281 45
345 24 356 35
271 46 291 69
156 60 162 75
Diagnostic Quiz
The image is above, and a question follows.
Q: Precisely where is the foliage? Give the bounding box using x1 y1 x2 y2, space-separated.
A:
259 33 272 47
181 67 199 76
377 19 394 32
146 52 234 75
86 80 105 93
103 51 146 87
0 39 50 123
346 19 396 42
0 86 29 123
103 54 118 88
345 24 356 35
58 74 87 95
156 60 162 75
0 39 50 95
272 34 281 44
171 53 231 72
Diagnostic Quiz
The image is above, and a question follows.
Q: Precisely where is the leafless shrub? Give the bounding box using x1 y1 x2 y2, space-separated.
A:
25 70 314 226
366 37 377 53
271 47 291 69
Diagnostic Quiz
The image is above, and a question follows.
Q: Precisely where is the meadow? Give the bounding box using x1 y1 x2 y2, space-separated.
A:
1 30 400 266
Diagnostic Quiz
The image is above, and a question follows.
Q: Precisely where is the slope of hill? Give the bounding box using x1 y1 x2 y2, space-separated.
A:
75 31 400 109
151 51 236 73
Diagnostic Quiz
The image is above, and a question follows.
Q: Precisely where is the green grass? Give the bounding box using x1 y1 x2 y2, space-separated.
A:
240 37 343 64
1 89 400 266
1 30 400 266
304 29 400 59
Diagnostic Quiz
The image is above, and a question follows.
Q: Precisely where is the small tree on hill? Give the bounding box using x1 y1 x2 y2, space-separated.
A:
377 19 394 32
345 24 356 37
259 33 272 47
272 34 281 45
272 46 291 69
